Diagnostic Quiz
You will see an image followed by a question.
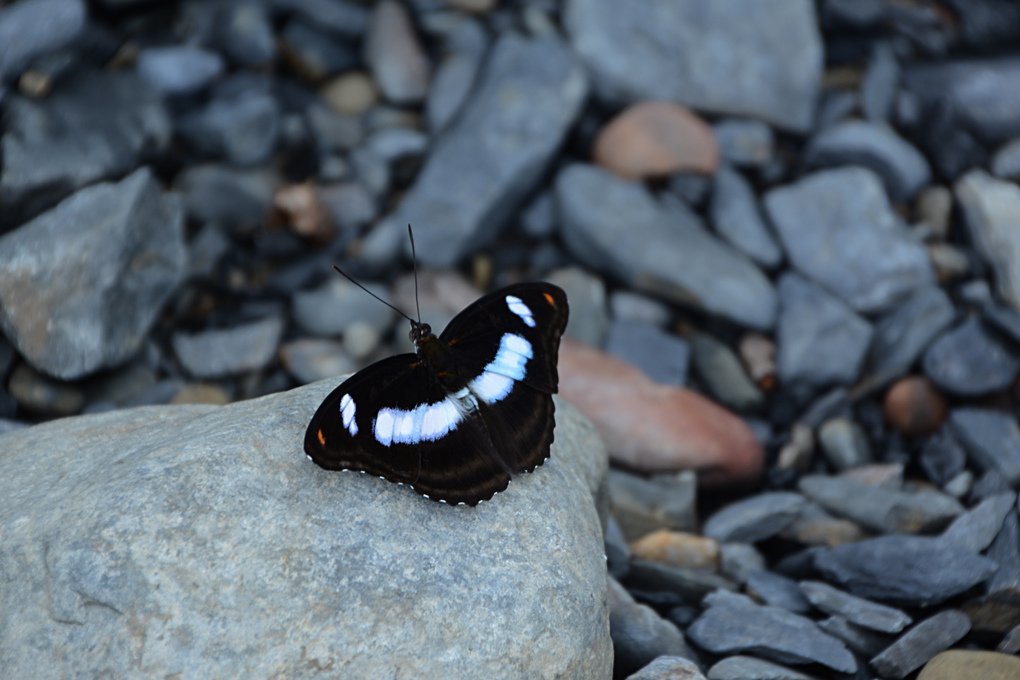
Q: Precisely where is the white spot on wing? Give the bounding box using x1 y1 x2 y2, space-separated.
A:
340 393 358 435
506 295 536 327
470 371 514 403
374 409 395 446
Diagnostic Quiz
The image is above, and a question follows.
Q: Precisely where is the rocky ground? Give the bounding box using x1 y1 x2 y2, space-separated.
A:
2 0 1020 678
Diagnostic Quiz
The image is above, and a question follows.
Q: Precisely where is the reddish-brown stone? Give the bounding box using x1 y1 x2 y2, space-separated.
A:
884 376 948 437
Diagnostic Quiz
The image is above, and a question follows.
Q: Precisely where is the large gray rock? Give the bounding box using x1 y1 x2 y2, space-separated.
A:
564 0 822 132
369 34 587 268
0 169 184 380
557 164 777 330
0 384 611 678
764 167 934 313
955 170 1020 310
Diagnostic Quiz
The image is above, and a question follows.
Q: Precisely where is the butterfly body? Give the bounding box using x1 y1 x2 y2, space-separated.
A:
304 282 569 506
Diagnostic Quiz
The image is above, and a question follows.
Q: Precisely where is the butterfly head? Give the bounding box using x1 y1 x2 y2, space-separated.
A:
409 321 433 349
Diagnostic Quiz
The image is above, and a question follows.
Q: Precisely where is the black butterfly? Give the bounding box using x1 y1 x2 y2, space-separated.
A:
304 277 569 506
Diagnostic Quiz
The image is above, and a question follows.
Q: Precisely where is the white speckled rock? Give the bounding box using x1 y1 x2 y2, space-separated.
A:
0 381 611 678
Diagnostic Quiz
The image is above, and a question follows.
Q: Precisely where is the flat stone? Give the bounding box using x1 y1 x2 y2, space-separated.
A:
707 655 817 680
939 492 1016 553
273 0 369 38
780 503 866 548
710 166 783 268
372 34 587 269
992 137 1020 180
689 332 763 413
986 509 1020 595
630 531 718 571
564 0 822 132
764 167 934 313
594 102 719 180
919 650 1020 680
818 418 872 471
610 577 698 677
625 559 737 604
862 42 899 123
0 384 611 677
558 164 777 330
547 267 608 347
804 120 931 202
948 408 1020 486
608 470 697 541
745 571 811 614
605 515 631 579
703 492 806 543
870 610 971 680
955 170 1020 309
864 286 955 384
776 273 873 393
280 338 356 384
605 321 689 387
799 581 911 634
798 474 962 534
924 317 1019 396
364 0 429 104
0 70 171 225
687 591 856 673
818 615 892 658
713 119 775 168
0 169 184 380
718 543 766 585
610 291 672 327
292 277 395 338
172 316 285 379
178 74 280 165
136 45 225 96
423 15 486 133
815 534 998 606
919 430 968 487
627 656 705 680
0 0 85 82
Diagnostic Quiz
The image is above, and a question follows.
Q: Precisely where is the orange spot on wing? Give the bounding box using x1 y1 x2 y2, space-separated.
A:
543 292 556 307
317 428 326 446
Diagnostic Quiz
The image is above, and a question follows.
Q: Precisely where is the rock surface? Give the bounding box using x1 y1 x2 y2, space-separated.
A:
0 384 611 678
955 170 1020 309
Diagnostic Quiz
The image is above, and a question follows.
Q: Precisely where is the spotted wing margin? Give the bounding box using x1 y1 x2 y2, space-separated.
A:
304 355 516 505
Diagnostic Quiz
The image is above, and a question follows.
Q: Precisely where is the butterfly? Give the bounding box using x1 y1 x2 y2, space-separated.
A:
304 272 569 506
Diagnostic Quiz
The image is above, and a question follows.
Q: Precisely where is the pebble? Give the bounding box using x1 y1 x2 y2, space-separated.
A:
745 570 811 614
608 577 700 677
564 0 822 132
560 340 763 485
558 164 777 331
7 363 84 416
608 470 698 541
292 277 395 338
776 273 873 394
709 166 783 269
274 0 369 39
318 182 377 234
172 316 285 379
136 45 225 96
0 0 85 82
738 333 775 388
815 535 998 606
923 317 1019 396
605 320 689 387
939 492 1016 554
718 543 766 585
609 291 671 327
955 169 1020 308
178 75 280 165
883 376 948 438
169 383 231 406
818 418 872 470
863 285 955 385
919 650 1020 680
712 119 775 168
423 16 487 133
605 516 631 579
780 503 865 548
944 471 973 499
689 333 763 413
629 531 718 571
687 591 856 674
805 121 931 202
626 656 705 680
703 492 806 543
947 408 1020 486
707 655 817 680
279 338 355 384
764 167 934 313
870 610 971 680
798 474 962 534
991 136 1020 180
916 186 953 239
998 625 1020 654
594 102 719 180
365 0 430 104
839 462 903 489
799 581 912 633
547 267 609 347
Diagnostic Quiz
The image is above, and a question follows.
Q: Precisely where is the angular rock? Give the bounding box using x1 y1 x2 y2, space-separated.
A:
713 119 775 168
870 610 971 680
947 408 1020 486
817 615 892 658
608 470 697 541
0 0 85 82
605 516 631 579
986 509 1020 595
798 474 962 534
7 363 84 417
799 581 911 634
745 570 811 614
710 166 783 269
818 418 872 470
704 493 806 543
0 169 184 380
564 0 822 132
689 333 763 413
815 534 998 605
919 650 1020 680
172 316 285 379
176 164 276 233
923 317 1019 397
862 42 899 123
919 430 968 488
610 577 698 677
273 0 369 39
864 286 955 384
136 45 225 96
0 70 170 225
956 170 1020 309
718 543 766 585
707 655 817 680
605 321 689 387
178 74 280 165
627 656 705 680
558 164 777 330
610 291 671 327
424 16 487 133
687 591 856 673
781 502 866 548
992 137 1020 181
0 384 611 678
939 492 1016 553
804 121 931 202
365 0 429 104
776 273 873 393
764 167 934 313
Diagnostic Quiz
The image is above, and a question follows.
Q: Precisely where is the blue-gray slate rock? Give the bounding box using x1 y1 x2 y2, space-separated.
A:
710 166 783 268
281 19 357 79
707 655 817 680
777 273 873 393
992 137 1020 181
609 577 699 676
564 0 822 132
939 492 1017 553
273 0 369 39
605 320 689 387
712 119 775 168
172 316 285 379
626 656 704 680
764 167 934 313
178 74 280 165
0 69 171 225
947 408 1020 486
863 285 955 384
175 164 276 234
0 385 611 678
557 164 777 330
687 590 856 674
368 34 587 269
814 535 998 606
0 0 86 82
923 317 1019 396
862 42 899 124
293 277 396 338
798 581 911 633
804 121 931 202
745 571 812 614
955 170 1020 310
0 169 184 380
136 45 225 96
547 267 609 347
424 16 488 134
703 492 807 543
869 610 971 680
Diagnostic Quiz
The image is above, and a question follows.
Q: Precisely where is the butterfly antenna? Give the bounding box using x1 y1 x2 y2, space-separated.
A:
331 265 415 324
407 224 422 324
